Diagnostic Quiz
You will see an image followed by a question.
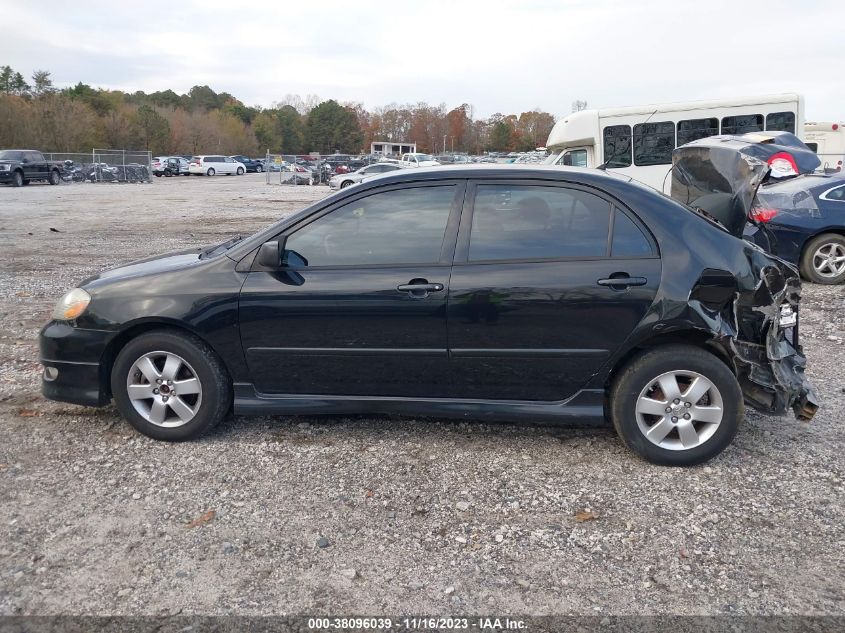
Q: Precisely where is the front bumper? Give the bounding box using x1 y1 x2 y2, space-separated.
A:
0 171 15 183
39 321 112 407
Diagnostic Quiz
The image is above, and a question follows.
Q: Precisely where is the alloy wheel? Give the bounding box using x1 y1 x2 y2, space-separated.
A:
126 351 202 428
812 242 845 279
635 370 724 451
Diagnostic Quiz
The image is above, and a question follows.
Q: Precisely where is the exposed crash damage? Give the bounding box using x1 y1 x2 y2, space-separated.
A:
671 133 819 423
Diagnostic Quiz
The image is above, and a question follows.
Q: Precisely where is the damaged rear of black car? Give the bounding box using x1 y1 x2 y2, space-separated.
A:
670 133 818 422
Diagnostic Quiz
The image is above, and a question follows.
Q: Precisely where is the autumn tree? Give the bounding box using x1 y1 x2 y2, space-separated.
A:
135 105 170 153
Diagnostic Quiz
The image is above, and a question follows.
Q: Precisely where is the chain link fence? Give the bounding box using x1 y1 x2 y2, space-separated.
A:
44 149 152 184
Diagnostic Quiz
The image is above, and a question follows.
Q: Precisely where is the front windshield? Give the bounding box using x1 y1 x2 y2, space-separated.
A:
0 150 23 161
544 151 562 165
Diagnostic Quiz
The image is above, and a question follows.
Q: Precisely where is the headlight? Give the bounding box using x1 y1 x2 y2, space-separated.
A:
52 288 91 320
0 165 9 171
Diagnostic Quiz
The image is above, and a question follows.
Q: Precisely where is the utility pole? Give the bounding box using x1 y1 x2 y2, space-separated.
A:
443 134 447 154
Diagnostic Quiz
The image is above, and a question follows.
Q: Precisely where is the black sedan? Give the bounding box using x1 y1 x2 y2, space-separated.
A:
40 166 817 465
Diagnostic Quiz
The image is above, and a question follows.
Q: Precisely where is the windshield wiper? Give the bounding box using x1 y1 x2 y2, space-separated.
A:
199 235 243 259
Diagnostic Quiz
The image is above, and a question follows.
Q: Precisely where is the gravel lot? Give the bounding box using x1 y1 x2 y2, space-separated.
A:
1 175 844 617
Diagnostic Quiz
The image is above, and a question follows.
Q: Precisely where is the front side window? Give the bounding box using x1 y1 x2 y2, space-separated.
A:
633 121 675 166
677 118 719 146
722 114 763 135
469 185 611 261
766 111 796 133
562 149 588 167
283 186 456 267
603 125 632 168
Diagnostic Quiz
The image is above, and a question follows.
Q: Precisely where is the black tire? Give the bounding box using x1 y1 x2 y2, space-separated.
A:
206 168 215 176
610 344 743 466
11 170 23 187
256 165 264 173
22 179 30 186
340 180 353 188
164 169 172 177
236 167 244 175
111 330 231 441
48 170 60 185
800 233 845 285
155 173 162 177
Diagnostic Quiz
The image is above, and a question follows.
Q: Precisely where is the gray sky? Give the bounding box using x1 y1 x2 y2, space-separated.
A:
1 0 842 121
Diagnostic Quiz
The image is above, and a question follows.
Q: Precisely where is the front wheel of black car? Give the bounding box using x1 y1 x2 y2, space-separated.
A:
111 330 231 441
610 345 743 466
12 171 23 187
800 233 845 285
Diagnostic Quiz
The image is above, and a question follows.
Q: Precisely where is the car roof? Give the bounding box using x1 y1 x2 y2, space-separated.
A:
360 163 635 189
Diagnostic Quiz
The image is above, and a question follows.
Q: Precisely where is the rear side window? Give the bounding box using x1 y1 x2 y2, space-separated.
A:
611 208 654 257
677 118 719 146
603 125 632 168
633 121 675 166
469 185 611 261
721 114 763 135
766 112 796 133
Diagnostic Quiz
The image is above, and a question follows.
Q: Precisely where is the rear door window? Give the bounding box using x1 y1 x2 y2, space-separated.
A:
468 185 612 261
633 121 675 166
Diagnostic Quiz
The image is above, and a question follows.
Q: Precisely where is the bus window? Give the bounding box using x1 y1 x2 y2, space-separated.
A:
766 112 796 133
677 118 719 146
633 121 675 166
721 114 763 135
603 125 632 168
562 149 588 167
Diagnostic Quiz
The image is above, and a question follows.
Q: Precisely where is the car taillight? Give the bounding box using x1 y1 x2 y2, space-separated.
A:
751 207 778 223
767 152 799 177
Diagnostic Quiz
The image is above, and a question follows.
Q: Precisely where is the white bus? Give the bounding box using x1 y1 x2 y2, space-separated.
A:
545 93 805 192
804 121 844 172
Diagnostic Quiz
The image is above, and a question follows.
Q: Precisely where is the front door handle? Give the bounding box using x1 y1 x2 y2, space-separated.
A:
397 279 444 299
597 275 648 289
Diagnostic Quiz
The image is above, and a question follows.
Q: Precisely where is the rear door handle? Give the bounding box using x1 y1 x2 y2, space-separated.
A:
597 276 648 288
397 283 444 292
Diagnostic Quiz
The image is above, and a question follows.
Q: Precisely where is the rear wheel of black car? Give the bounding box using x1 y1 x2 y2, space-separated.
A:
49 170 60 185
610 345 743 466
12 171 23 187
111 330 231 441
256 164 263 173
800 233 845 285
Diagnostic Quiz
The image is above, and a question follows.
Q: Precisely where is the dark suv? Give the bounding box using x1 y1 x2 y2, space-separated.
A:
230 155 264 173
0 149 61 186
39 165 817 465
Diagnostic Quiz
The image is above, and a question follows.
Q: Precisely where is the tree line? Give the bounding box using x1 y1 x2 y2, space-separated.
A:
0 65 557 156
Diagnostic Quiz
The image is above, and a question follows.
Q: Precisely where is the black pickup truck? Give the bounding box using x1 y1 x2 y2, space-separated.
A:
0 149 61 186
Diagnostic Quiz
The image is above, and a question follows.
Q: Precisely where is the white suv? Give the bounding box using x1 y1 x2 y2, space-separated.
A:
188 155 246 176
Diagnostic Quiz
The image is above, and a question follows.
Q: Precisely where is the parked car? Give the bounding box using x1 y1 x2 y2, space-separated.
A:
328 162 402 190
0 149 61 186
40 165 817 465
399 153 440 168
188 155 246 176
747 175 845 284
230 155 264 173
152 156 189 177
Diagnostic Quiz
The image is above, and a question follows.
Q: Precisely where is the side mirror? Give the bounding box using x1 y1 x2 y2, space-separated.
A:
257 238 285 268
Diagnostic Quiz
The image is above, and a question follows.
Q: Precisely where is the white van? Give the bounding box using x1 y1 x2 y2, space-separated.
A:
545 93 805 192
804 122 844 172
188 155 246 176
